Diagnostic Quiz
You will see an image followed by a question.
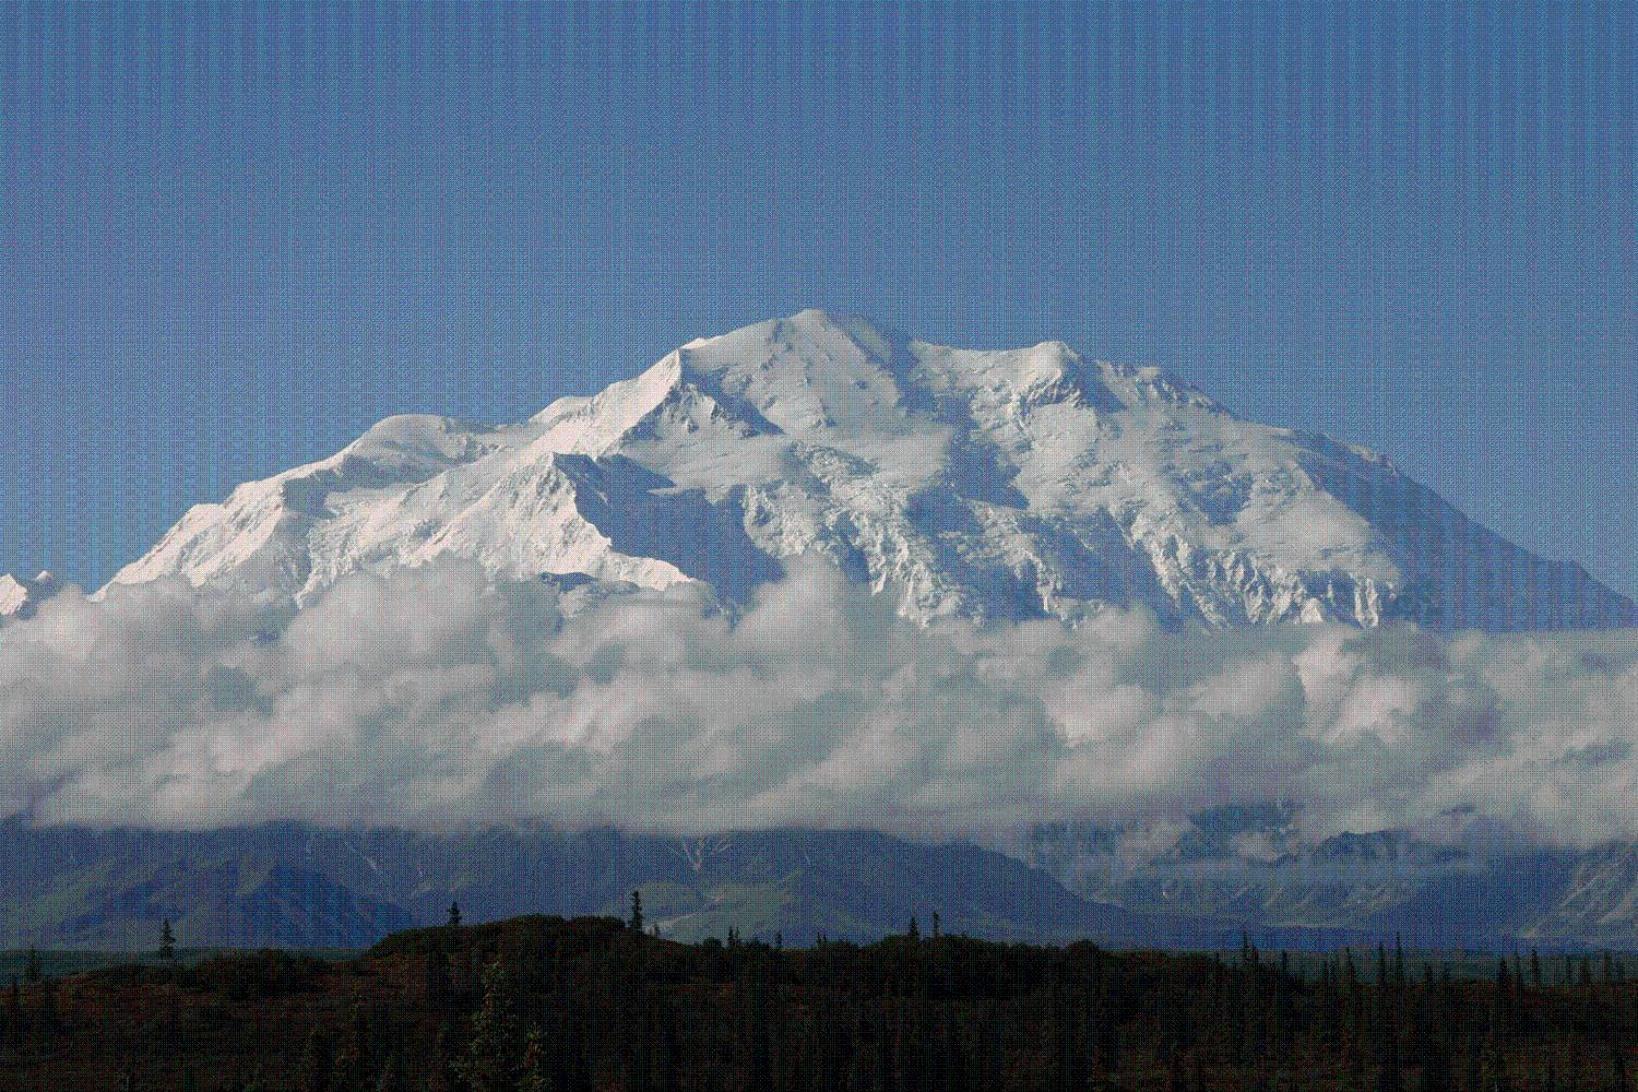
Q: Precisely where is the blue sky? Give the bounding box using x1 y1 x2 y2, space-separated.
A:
1 2 1633 594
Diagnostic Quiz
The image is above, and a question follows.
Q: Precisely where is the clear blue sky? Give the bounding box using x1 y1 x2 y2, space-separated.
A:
1 2 1633 594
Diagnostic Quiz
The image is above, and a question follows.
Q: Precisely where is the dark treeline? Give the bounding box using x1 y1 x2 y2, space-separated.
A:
1 911 1634 1091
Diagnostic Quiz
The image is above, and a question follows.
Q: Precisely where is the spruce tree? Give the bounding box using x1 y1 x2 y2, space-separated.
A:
1482 1036 1510 1092
745 975 772 1092
425 947 452 1006
6 976 23 1046
159 919 177 962
519 1027 551 1092
301 1027 334 1092
333 1005 371 1091
373 1052 407 1092
1418 1032 1454 1092
447 901 462 928
630 889 644 932
654 1001 681 1092
1377 1019 1404 1092
1168 1048 1187 1092
458 960 529 1092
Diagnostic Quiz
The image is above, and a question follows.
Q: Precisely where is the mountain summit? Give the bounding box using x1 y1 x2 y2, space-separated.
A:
0 570 57 620
105 310 1632 629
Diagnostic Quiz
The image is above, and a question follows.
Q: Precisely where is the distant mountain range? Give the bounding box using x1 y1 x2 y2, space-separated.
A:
3 823 1636 952
1012 811 1638 949
18 308 1621 630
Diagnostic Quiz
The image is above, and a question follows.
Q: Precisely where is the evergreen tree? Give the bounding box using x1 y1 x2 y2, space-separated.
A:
373 1052 408 1092
654 1001 681 1092
630 889 644 932
457 960 529 1092
1376 944 1403 1092
745 976 773 1092
334 1005 372 1091
1482 1036 1511 1092
1100 994 1121 1074
519 1027 551 1092
447 900 462 928
5 977 19 1041
301 1027 335 1092
433 1019 462 1092
1418 1032 1454 1092
34 978 59 1042
425 947 452 1006
1378 1018 1404 1092
1168 1048 1188 1092
159 919 177 963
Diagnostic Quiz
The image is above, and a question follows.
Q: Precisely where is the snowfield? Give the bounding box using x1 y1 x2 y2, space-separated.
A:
69 310 1633 630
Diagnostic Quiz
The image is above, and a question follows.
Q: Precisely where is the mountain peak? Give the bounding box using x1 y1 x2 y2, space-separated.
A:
103 314 1635 630
0 570 59 620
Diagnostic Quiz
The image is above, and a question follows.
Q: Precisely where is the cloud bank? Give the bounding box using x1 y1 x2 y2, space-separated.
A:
0 560 1634 845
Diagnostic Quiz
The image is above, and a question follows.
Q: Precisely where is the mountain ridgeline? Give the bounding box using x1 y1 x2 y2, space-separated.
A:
6 824 1638 953
58 310 1630 630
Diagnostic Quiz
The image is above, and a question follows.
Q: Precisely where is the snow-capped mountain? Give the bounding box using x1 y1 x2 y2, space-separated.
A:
104 310 1633 629
0 571 57 620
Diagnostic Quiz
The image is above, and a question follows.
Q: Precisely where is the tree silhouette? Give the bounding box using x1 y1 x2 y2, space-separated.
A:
159 919 177 963
0 913 1632 1090
629 889 644 932
447 900 462 928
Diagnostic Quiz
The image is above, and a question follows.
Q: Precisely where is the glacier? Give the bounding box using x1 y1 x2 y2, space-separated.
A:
82 309 1633 631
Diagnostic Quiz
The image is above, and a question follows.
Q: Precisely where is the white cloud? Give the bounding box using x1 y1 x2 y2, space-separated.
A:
1 559 1636 845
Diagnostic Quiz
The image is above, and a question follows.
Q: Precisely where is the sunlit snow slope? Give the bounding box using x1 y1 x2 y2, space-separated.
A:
102 310 1633 630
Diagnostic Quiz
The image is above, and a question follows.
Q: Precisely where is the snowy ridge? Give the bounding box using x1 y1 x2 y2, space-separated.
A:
103 310 1634 630
0 571 57 620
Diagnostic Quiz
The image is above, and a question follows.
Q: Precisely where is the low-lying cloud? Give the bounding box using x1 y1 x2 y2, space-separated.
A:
1 560 1635 846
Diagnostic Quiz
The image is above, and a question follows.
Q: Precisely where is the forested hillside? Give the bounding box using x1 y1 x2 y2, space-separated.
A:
1 912 1633 1091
